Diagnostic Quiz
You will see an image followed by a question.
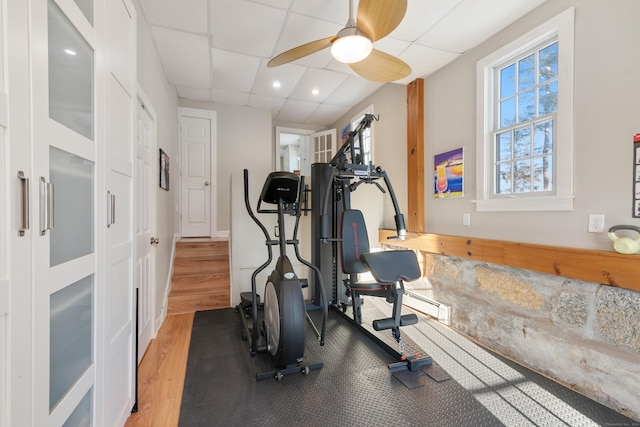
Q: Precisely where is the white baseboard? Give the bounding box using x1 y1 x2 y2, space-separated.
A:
155 232 179 335
213 230 230 238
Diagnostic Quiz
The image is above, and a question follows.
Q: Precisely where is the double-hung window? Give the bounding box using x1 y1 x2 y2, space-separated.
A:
350 105 374 165
476 8 574 211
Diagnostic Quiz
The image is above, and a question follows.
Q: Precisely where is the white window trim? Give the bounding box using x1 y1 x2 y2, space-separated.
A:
475 7 575 212
350 104 375 164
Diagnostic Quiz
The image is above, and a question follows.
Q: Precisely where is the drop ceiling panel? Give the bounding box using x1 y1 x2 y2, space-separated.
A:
138 0 550 127
305 104 352 127
276 99 319 123
211 48 261 92
372 36 412 57
324 76 383 106
271 13 342 59
252 0 292 9
388 0 464 42
288 68 349 103
396 45 461 85
291 0 357 25
251 59 306 98
210 88 250 105
417 0 547 53
139 0 208 33
247 94 286 116
176 86 211 102
210 0 286 57
150 27 210 88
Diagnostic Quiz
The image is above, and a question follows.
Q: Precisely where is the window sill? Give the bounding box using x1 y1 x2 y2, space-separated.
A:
473 195 574 212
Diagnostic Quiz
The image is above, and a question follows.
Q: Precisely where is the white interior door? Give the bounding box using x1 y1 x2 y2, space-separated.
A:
0 7 8 424
135 94 156 361
180 108 216 237
32 1 98 424
6 0 35 423
312 129 338 163
0 105 8 427
103 0 136 424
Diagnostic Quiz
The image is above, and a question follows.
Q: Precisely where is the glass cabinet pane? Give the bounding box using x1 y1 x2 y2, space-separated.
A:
73 0 93 24
63 388 92 427
50 147 94 267
50 275 94 410
48 0 94 140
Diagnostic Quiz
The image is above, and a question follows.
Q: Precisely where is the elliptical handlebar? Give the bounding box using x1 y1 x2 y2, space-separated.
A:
244 169 273 244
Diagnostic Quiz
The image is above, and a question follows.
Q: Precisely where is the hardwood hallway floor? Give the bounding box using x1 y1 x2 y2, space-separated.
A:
125 238 230 426
124 313 194 427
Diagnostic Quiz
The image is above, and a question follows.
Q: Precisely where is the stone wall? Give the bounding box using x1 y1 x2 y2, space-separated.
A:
421 252 640 421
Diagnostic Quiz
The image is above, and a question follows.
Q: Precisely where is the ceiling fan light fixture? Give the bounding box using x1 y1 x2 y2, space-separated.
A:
331 29 372 64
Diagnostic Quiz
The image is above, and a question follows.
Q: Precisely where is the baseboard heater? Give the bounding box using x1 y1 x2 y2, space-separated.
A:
404 291 451 326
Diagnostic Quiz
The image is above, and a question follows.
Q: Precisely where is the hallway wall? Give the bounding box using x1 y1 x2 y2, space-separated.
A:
135 4 179 327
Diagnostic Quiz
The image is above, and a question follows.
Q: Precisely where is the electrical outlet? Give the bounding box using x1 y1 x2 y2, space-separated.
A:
588 214 605 233
462 213 470 226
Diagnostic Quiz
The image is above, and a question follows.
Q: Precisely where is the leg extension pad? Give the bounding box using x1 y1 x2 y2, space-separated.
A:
373 313 418 331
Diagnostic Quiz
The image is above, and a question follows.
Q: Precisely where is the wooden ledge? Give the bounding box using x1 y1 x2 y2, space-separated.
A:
379 229 640 292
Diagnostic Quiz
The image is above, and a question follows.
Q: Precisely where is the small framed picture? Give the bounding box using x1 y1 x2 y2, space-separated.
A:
434 147 464 198
159 149 170 190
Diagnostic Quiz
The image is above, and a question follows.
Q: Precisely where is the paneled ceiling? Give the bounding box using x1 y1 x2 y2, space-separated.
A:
137 0 547 127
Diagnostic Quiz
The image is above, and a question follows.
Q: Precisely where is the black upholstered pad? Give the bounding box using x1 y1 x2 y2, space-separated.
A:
341 209 370 274
359 250 420 284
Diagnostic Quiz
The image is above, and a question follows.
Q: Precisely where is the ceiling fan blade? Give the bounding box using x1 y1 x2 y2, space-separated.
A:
267 36 336 68
356 0 407 42
349 49 411 82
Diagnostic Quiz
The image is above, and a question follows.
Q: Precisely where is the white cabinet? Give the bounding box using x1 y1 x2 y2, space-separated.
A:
4 0 137 425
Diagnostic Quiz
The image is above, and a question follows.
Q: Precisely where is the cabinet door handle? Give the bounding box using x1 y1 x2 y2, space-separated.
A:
18 171 29 236
107 191 116 227
39 176 54 235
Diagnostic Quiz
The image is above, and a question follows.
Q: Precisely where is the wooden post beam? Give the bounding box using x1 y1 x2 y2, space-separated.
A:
407 78 424 232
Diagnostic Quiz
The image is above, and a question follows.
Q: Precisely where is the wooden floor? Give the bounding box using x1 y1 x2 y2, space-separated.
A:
124 237 229 426
124 313 194 427
168 238 230 315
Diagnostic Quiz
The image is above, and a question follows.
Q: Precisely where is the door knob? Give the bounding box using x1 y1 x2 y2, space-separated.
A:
204 181 210 186
150 237 159 246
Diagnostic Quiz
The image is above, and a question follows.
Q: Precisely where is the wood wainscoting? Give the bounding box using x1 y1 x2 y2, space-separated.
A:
379 229 640 292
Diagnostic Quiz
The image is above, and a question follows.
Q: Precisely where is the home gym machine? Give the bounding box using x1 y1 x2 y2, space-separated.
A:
311 114 431 372
238 169 328 380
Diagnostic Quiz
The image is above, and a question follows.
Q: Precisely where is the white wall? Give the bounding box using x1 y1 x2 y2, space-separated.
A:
424 0 640 250
331 83 409 234
178 100 273 233
134 2 179 322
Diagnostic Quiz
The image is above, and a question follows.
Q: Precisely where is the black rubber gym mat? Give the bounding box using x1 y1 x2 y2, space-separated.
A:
179 307 637 427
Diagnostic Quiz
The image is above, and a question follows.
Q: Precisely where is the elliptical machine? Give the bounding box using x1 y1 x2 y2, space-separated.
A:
238 169 328 381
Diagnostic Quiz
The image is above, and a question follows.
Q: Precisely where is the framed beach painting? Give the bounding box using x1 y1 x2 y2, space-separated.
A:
434 148 464 198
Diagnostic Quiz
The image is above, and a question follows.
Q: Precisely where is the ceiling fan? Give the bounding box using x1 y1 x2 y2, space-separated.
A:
267 0 411 82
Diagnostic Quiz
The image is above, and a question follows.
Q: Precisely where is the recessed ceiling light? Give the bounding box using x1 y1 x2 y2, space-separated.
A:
312 88 319 95
64 48 76 56
272 81 281 88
